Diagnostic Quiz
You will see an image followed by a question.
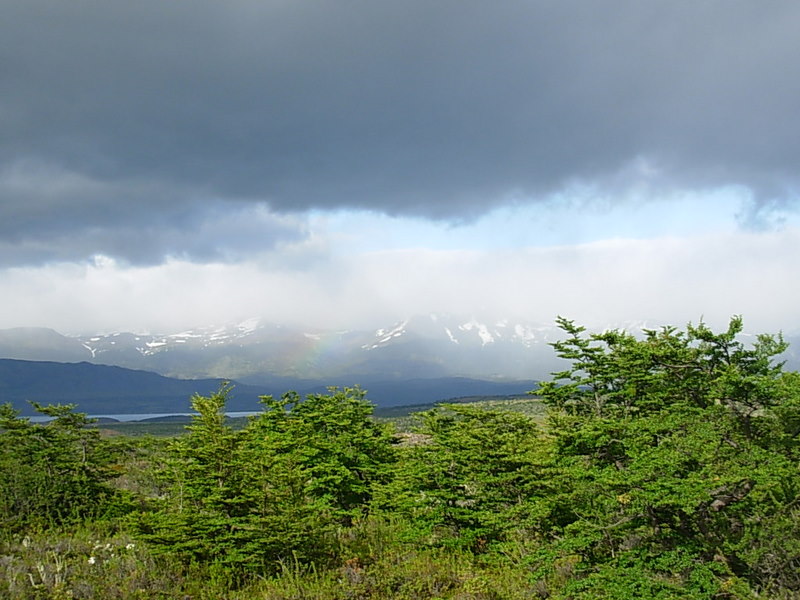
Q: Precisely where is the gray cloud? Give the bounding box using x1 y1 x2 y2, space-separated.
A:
0 160 307 265
3 0 800 263
4 229 799 335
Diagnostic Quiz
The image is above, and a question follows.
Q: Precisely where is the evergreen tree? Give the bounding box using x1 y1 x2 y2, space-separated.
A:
379 403 548 551
135 385 396 578
533 317 800 597
0 402 116 532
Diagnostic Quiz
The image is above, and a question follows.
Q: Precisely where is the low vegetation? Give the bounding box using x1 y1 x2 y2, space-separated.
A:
2 316 800 598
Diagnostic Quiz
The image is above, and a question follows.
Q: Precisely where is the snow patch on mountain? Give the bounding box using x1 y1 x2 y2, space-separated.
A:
514 324 536 343
237 317 261 334
459 318 495 346
365 320 408 349
63 312 569 380
170 331 203 339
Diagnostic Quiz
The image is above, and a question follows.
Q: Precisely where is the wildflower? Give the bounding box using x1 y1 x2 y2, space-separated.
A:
88 556 96 565
125 543 135 551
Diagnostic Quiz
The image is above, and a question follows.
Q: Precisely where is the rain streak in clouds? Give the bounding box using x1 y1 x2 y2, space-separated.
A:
2 0 800 333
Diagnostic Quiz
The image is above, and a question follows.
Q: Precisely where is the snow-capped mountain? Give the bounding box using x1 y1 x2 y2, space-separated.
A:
2 314 798 385
350 314 563 380
75 320 362 380
0 315 564 381
363 314 551 350
3 316 798 415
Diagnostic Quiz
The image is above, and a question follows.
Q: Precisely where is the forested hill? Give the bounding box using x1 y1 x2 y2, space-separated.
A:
0 359 260 414
0 358 538 415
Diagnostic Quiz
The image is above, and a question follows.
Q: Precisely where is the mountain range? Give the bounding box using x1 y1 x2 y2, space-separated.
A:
0 358 542 416
0 315 566 381
1 314 796 415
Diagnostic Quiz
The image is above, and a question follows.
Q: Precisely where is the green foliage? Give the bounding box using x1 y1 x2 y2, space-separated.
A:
254 545 531 600
0 528 244 600
249 386 397 522
539 315 788 423
134 385 397 579
533 316 800 597
379 403 549 551
0 402 119 532
5 316 800 598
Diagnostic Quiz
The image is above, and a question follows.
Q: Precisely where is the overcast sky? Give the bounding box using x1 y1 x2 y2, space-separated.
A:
2 0 800 335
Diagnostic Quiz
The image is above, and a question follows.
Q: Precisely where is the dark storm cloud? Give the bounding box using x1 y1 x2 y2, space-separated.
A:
2 0 800 264
0 160 306 265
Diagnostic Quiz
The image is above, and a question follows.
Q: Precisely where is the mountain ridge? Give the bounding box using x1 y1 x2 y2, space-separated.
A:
0 358 538 416
1 315 796 407
0 314 565 381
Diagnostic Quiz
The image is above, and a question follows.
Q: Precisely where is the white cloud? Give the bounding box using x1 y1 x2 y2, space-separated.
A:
1 221 798 336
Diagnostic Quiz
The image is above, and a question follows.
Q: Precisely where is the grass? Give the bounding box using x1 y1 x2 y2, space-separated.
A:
375 395 547 432
249 548 535 600
0 528 196 599
0 524 541 600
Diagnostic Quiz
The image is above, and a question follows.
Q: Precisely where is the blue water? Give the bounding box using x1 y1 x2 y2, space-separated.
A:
29 411 260 423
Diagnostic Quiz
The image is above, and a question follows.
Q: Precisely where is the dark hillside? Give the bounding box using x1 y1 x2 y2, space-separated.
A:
0 359 263 414
0 359 538 415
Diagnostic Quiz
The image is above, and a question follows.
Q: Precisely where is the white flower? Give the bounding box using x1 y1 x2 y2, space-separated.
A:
88 556 96 565
125 543 135 551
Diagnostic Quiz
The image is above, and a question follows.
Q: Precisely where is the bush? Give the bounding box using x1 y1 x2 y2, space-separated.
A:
0 403 118 532
533 316 800 597
134 385 397 579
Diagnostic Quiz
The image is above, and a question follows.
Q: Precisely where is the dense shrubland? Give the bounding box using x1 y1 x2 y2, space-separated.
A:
2 317 800 598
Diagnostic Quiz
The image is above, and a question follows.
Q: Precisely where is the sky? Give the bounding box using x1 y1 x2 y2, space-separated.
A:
2 0 800 335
